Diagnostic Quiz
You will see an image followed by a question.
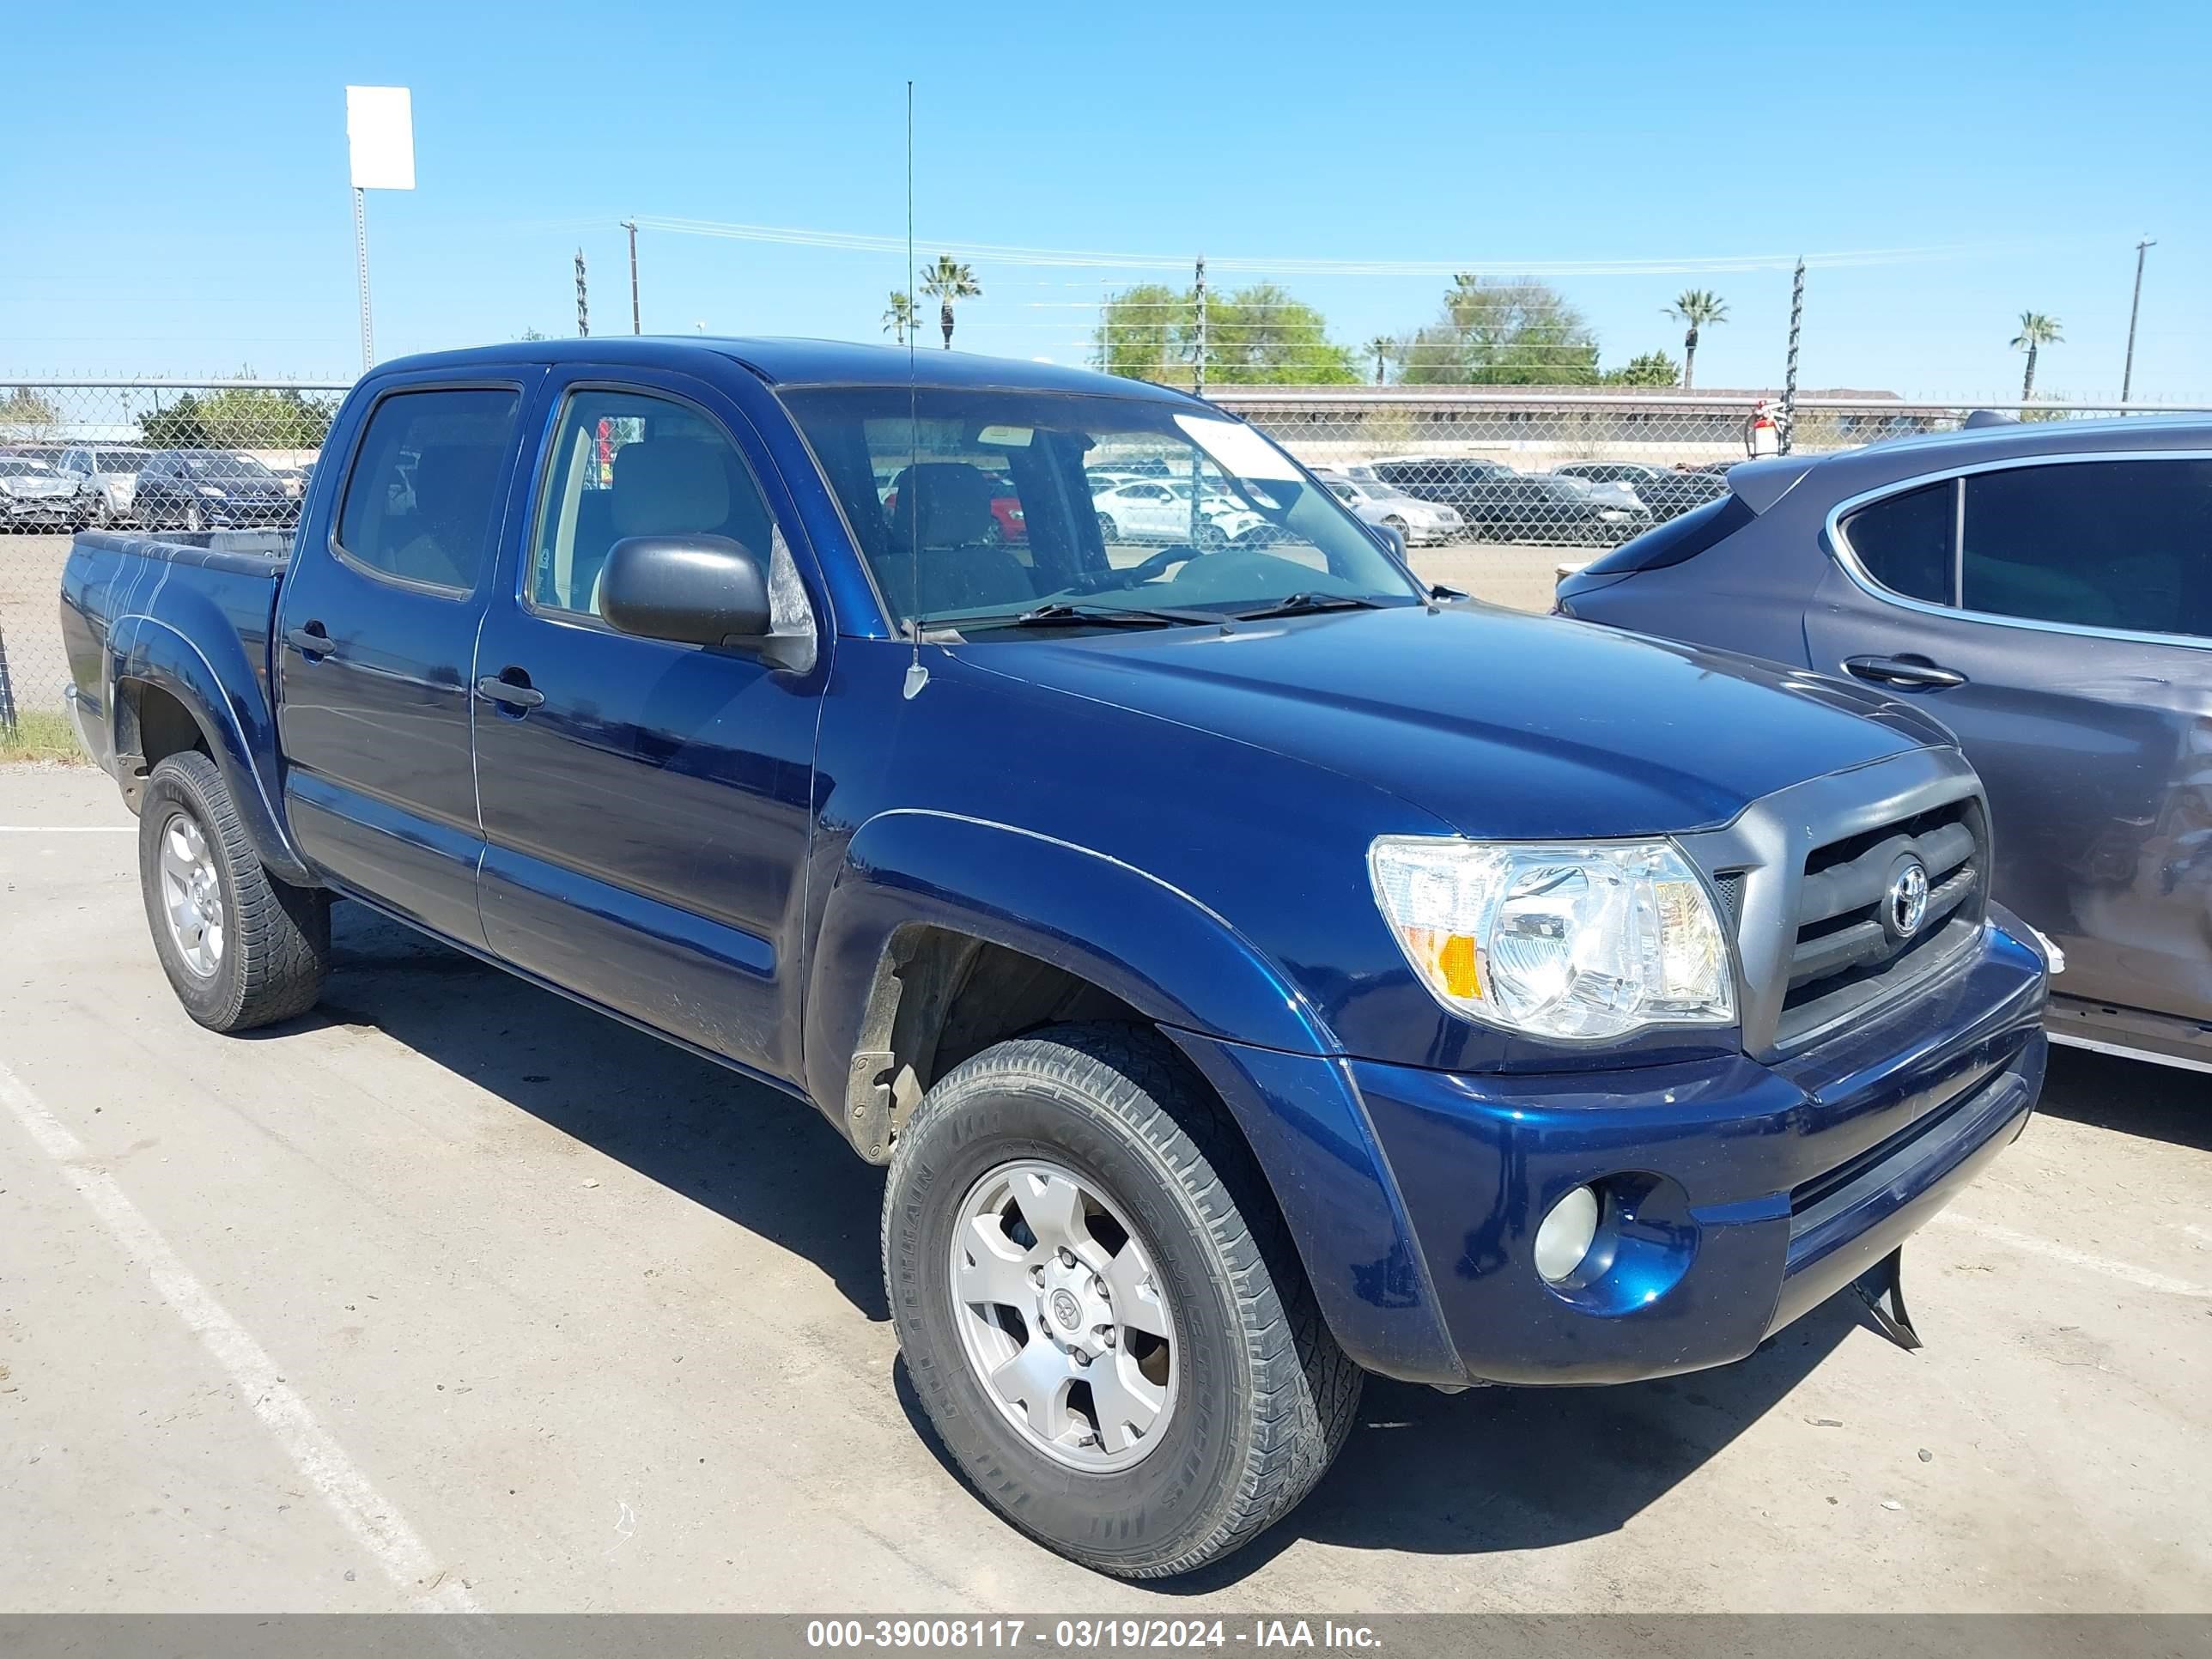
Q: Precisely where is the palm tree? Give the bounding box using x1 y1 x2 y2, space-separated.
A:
1364 337 1395 385
918 255 981 349
2011 312 2063 401
1662 289 1730 390
881 291 914 347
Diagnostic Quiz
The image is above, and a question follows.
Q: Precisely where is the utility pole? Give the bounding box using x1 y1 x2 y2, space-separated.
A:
1192 253 1207 399
2121 235 2155 406
621 220 641 334
574 248 590 337
1779 257 1805 455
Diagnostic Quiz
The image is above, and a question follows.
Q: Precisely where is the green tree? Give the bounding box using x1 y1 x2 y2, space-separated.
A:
1662 289 1729 390
518 327 550 342
0 387 61 440
1363 337 1396 385
1601 349 1682 386
2010 311 2063 400
1093 283 1358 387
882 290 915 346
138 377 338 451
1399 276 1601 386
918 255 981 349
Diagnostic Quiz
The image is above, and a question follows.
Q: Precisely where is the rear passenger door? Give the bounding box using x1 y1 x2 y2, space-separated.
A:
1806 453 2212 1024
470 368 831 1083
275 374 541 948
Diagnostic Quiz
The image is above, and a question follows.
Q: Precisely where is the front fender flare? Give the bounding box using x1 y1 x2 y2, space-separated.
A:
106 613 311 884
804 808 1336 1110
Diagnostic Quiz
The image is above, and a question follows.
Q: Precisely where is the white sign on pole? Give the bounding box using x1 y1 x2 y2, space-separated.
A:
345 87 416 191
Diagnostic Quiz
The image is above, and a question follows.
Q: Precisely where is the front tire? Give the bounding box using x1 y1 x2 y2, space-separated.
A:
884 1024 1360 1578
139 751 331 1032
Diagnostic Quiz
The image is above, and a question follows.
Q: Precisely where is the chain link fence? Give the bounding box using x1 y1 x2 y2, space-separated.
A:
4 376 2206 735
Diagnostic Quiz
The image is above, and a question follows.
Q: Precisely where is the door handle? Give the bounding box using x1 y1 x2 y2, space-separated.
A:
1844 654 1966 690
285 622 331 659
476 671 545 712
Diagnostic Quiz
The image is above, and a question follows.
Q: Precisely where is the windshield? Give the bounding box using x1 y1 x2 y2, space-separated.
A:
782 387 1421 632
178 453 275 479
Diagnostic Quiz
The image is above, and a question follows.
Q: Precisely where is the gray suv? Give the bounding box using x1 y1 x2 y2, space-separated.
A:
1557 417 2212 1073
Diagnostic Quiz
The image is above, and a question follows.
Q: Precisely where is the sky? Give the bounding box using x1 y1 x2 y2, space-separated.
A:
3 0 2207 402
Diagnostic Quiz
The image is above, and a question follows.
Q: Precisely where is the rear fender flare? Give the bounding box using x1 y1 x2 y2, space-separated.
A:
106 613 310 884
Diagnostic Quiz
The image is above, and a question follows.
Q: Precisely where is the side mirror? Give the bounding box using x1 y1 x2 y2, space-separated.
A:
598 534 771 648
1370 521 1407 562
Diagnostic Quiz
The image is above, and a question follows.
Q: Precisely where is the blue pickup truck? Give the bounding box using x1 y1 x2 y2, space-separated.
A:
61 339 2050 1577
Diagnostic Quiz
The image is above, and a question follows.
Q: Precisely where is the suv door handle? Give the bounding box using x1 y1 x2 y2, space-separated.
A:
285 622 331 659
476 671 545 712
1844 654 1966 690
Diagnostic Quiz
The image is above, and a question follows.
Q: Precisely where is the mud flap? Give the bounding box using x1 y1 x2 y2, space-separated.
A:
1852 1246 1923 1352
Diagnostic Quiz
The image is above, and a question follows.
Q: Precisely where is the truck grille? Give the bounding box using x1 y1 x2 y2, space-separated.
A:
1773 798 1987 1048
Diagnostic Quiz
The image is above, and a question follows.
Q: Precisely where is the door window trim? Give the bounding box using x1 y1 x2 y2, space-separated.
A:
513 377 816 643
327 378 529 601
1826 447 2212 652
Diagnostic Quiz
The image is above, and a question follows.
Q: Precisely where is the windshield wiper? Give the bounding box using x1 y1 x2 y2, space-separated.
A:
1228 592 1386 622
916 600 1224 635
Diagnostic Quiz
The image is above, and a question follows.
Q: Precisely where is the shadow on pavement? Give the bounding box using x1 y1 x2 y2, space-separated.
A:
2033 1044 2211 1153
298 901 1863 1581
284 903 890 1322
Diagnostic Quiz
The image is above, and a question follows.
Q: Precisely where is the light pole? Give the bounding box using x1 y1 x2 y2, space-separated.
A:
343 87 416 373
2121 235 2155 406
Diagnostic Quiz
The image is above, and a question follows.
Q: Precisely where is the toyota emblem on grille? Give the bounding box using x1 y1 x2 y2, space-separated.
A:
1886 859 1930 940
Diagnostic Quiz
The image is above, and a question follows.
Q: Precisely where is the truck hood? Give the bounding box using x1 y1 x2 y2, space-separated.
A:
963 602 1951 840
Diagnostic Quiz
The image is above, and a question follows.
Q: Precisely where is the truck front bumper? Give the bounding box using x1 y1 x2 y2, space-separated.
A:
1350 915 2046 1385
1174 913 2047 1389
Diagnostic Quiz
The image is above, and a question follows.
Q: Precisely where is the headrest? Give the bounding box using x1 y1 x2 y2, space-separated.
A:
612 439 731 538
888 461 996 546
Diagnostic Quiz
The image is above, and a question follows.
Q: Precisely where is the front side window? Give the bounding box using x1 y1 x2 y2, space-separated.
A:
782 386 1419 631
529 387 781 618
334 388 520 592
1961 459 2211 639
1839 480 1954 605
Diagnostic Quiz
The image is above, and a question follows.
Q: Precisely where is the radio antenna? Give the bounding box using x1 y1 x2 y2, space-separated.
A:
902 78 927 700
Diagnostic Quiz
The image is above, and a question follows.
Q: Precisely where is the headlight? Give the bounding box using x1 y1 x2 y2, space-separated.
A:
1368 837 1735 1040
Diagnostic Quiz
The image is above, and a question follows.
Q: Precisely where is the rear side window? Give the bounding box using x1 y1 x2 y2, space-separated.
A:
335 387 520 593
1839 481 1954 604
1577 492 1754 577
1961 459 2212 639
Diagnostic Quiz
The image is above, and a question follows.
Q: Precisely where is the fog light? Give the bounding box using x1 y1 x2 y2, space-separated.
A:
1534 1185 1602 1284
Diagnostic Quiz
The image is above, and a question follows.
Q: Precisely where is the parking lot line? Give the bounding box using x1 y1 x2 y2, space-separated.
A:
0 1054 484 1615
1936 1210 2209 1298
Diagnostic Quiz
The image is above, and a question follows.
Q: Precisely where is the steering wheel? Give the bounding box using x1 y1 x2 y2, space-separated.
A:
1072 541 1205 594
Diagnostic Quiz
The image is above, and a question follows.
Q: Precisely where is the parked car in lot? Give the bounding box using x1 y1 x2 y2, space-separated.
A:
1553 460 1729 521
62 338 2048 1577
1315 471 1465 544
131 449 298 530
0 455 88 530
1091 476 1266 548
54 446 157 526
1558 417 2211 1073
1361 455 1651 544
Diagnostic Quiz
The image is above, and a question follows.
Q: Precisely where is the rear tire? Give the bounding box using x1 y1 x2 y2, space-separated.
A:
884 1023 1360 1578
139 751 330 1032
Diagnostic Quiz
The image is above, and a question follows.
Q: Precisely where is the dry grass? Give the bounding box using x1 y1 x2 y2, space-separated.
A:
0 708 88 765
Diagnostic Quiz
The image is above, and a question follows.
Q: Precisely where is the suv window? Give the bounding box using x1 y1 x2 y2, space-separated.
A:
1840 480 1954 605
1961 459 2211 639
335 388 520 593
529 387 780 617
